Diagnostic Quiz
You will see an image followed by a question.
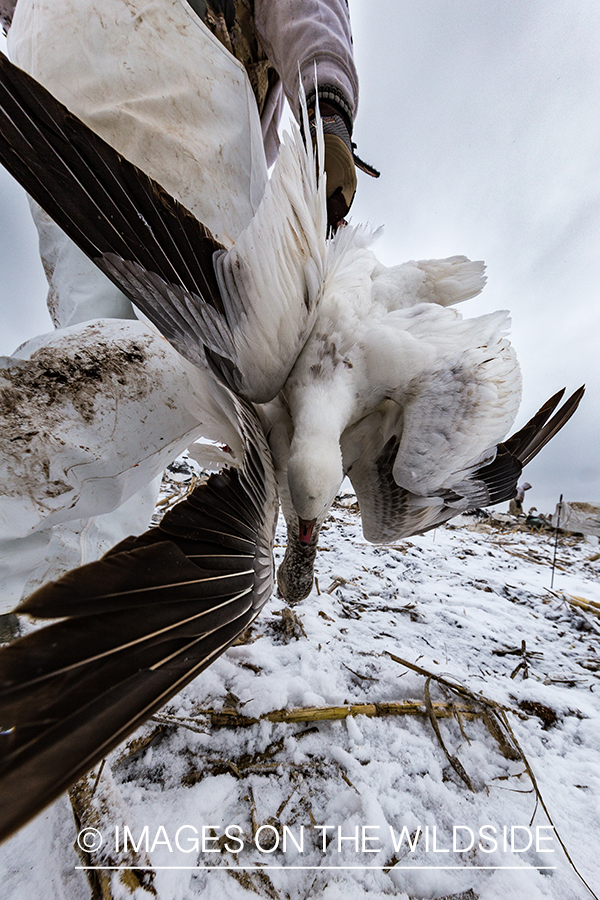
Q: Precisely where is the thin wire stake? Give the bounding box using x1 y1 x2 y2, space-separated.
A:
550 493 563 589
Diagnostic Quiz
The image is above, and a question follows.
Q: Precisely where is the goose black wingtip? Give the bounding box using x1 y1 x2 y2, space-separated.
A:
0 405 278 845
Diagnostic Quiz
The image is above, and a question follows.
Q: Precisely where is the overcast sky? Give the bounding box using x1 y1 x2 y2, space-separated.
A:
1 2 598 515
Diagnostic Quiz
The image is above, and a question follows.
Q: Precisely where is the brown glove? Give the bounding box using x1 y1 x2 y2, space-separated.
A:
306 85 379 233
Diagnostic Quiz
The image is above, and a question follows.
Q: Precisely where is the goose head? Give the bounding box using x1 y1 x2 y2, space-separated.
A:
287 437 344 545
276 440 343 605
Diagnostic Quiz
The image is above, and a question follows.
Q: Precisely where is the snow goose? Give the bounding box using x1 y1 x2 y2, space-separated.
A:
0 53 584 837
0 53 583 601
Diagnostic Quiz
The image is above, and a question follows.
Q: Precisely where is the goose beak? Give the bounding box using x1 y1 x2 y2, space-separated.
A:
298 517 317 546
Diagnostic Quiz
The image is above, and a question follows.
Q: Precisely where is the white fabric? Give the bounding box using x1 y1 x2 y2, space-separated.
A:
8 0 269 326
0 477 161 608
0 317 241 611
255 0 358 118
0 0 269 611
0 321 222 539
29 203 138 328
253 0 358 161
8 0 268 242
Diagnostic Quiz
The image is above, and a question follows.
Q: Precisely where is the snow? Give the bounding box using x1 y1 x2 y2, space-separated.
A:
1 473 600 900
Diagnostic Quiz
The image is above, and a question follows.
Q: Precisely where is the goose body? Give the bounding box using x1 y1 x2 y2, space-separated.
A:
270 238 522 597
0 53 584 837
284 246 517 516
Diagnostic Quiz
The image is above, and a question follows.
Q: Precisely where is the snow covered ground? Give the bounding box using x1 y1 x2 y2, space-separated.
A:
2 467 600 900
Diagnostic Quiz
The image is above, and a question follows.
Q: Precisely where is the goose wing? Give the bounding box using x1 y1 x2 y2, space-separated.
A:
361 305 521 500
0 52 326 402
467 385 585 505
343 303 582 540
341 402 457 542
0 398 278 842
371 255 487 311
344 389 584 544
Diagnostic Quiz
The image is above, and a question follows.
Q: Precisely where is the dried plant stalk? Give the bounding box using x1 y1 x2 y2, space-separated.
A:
112 725 166 766
562 592 600 618
176 700 478 730
424 677 475 792
69 770 156 899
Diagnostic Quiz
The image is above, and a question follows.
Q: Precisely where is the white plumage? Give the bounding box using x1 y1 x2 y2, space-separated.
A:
121 109 521 555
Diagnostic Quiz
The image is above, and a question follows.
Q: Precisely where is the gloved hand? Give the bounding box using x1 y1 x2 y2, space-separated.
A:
306 85 379 233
